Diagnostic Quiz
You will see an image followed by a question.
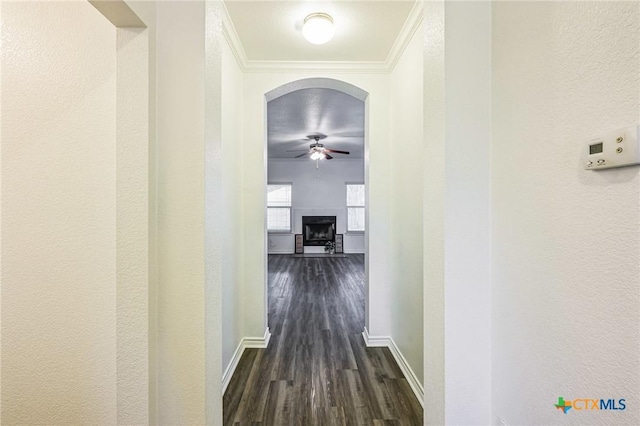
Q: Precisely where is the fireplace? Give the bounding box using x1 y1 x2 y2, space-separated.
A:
302 216 336 246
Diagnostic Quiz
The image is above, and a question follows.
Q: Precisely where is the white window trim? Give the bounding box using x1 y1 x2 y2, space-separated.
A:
267 182 293 233
346 182 365 233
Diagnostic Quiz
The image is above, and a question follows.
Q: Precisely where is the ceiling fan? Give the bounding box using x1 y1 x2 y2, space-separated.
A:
286 135 350 167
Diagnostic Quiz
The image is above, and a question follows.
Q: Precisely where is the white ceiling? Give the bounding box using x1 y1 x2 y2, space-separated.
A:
227 1 417 160
224 0 416 62
268 88 364 158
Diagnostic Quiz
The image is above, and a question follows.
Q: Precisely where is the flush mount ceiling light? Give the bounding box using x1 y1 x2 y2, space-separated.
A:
302 13 335 45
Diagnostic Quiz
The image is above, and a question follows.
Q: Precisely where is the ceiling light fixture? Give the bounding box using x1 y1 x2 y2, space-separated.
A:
302 13 335 45
310 151 325 160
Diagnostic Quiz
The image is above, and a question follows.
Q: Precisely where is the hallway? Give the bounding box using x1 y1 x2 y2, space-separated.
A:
223 255 423 425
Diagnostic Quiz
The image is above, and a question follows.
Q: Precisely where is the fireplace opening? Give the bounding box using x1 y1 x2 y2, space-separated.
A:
302 216 336 246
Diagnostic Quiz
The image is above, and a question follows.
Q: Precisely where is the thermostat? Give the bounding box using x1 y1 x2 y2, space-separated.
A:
584 125 640 170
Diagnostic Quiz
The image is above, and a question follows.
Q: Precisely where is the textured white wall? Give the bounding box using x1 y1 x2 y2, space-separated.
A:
422 0 446 423
204 3 224 422
116 23 150 426
421 4 496 423
492 2 640 424
122 1 224 423
1 1 117 423
243 72 391 338
221 35 245 373
123 1 159 421
443 2 492 424
155 2 223 423
267 158 365 254
156 4 206 421
389 28 424 386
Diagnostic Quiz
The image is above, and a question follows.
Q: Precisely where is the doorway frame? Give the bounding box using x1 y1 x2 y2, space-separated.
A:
263 77 371 332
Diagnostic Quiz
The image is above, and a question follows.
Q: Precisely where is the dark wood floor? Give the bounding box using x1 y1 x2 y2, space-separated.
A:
223 254 423 425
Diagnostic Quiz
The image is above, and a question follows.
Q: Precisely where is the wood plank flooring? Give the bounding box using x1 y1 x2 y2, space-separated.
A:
223 254 423 425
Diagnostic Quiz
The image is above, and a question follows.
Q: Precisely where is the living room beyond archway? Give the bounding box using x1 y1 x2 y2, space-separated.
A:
263 77 371 330
222 78 417 423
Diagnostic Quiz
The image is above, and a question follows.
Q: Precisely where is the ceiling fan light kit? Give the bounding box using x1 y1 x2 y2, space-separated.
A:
302 13 335 45
287 135 351 168
310 151 324 160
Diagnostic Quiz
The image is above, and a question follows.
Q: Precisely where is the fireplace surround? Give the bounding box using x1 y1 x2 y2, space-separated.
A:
302 216 336 246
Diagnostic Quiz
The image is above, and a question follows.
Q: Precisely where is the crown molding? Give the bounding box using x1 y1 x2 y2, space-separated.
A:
221 0 423 75
221 1 249 69
384 0 424 73
242 60 390 74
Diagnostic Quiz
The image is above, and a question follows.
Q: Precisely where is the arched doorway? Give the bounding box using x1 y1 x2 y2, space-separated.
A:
264 77 370 337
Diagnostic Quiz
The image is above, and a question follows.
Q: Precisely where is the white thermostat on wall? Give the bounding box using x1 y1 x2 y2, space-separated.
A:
584 125 640 170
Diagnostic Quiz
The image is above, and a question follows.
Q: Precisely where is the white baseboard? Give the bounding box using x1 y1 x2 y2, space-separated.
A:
362 326 389 347
222 328 271 393
344 249 365 254
362 327 424 407
268 250 292 254
246 327 272 348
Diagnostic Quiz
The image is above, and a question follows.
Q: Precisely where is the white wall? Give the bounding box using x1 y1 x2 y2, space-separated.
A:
243 72 391 339
492 1 639 424
221 34 245 375
422 1 446 422
422 3 493 423
123 1 158 421
267 158 365 254
154 1 223 423
115 22 150 426
155 3 205 422
443 2 492 424
3 1 153 423
1 2 117 422
2 1 227 423
389 28 424 387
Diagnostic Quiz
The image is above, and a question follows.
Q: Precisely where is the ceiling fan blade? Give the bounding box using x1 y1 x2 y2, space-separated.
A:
286 149 309 152
324 149 350 155
295 152 310 158
324 154 333 160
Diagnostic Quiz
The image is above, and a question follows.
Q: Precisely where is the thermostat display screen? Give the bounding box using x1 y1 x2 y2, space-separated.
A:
590 142 603 155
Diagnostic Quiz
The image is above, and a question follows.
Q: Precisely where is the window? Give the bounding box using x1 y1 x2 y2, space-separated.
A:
346 183 365 232
267 184 292 232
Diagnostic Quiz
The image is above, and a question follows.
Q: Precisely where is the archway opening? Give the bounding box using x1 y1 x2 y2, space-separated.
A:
264 78 370 337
